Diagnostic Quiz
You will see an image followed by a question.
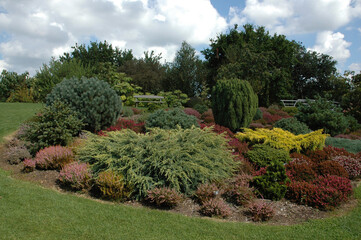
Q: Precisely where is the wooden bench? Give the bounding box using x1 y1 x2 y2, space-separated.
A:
134 95 164 107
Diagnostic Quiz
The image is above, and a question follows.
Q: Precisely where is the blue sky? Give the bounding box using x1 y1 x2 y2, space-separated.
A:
0 0 360 75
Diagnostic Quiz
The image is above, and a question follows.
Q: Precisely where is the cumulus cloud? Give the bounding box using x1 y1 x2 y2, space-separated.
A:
309 31 351 62
0 0 227 74
348 63 361 72
229 0 356 34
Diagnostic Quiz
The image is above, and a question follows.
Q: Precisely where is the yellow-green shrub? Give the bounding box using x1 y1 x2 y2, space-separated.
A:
235 128 328 153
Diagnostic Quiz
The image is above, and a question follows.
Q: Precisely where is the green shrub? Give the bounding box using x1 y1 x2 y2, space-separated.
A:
245 144 291 168
296 97 348 136
345 115 361 132
158 90 189 108
20 101 84 154
325 137 361 154
212 78 258 132
253 108 262 121
274 118 311 135
193 104 208 114
145 108 199 130
77 127 238 199
251 160 289 200
46 77 122 132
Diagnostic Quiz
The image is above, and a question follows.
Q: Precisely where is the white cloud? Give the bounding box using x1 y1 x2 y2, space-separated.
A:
0 0 227 74
348 63 361 72
309 31 351 62
229 0 356 34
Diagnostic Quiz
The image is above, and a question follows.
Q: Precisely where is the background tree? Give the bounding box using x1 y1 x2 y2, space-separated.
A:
120 51 166 94
164 41 208 97
0 70 32 102
342 72 361 123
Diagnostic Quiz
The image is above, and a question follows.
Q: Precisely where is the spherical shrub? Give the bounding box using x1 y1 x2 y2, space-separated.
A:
19 101 84 155
296 97 348 136
145 108 199 130
94 170 132 201
147 187 183 209
46 76 122 132
199 198 232 218
286 159 317 182
246 144 291 168
34 146 74 170
274 117 311 135
333 155 361 179
246 200 274 222
194 183 220 204
317 160 349 178
78 127 238 199
58 162 91 190
313 175 352 201
23 158 36 173
122 107 134 117
183 108 201 119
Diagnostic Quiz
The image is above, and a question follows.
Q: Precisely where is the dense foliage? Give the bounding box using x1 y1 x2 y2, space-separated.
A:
274 117 311 135
20 101 83 154
145 108 199 130
46 77 122 132
296 97 349 136
246 144 291 168
212 78 258 131
236 128 327 153
77 127 238 199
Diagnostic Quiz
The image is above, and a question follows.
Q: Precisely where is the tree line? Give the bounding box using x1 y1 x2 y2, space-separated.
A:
0 24 360 121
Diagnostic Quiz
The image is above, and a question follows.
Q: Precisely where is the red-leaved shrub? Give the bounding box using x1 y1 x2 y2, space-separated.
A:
228 138 249 154
333 155 361 179
317 160 349 178
254 167 267 176
286 159 317 182
313 175 352 201
34 146 74 170
201 109 214 123
131 108 142 115
222 174 254 206
246 200 274 222
194 183 220 204
306 149 331 164
183 108 201 119
199 198 232 218
200 123 234 138
98 118 145 135
147 187 183 208
23 158 36 173
58 162 91 190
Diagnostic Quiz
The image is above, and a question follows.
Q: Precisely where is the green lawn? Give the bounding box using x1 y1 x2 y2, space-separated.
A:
0 102 43 142
0 103 361 239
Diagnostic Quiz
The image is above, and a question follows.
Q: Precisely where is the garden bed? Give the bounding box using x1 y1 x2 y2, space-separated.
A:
1 142 359 226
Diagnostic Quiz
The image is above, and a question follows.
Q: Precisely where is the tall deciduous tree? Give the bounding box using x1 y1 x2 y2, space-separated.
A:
0 70 31 102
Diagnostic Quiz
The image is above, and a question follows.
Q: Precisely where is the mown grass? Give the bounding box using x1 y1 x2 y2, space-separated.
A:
326 137 361 154
0 102 361 239
0 102 43 142
0 169 360 240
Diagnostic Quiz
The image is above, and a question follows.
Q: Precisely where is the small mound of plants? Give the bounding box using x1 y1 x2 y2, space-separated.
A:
58 162 92 190
146 187 183 209
34 145 74 170
145 108 199 130
77 127 238 199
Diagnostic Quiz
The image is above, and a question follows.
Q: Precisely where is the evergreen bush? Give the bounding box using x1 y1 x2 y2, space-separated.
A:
46 76 122 132
145 108 199 130
296 97 348 136
19 101 83 154
274 118 311 135
212 78 258 132
77 127 238 199
246 144 291 168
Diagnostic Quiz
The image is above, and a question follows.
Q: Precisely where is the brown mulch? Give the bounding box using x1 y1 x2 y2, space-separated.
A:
0 140 359 226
